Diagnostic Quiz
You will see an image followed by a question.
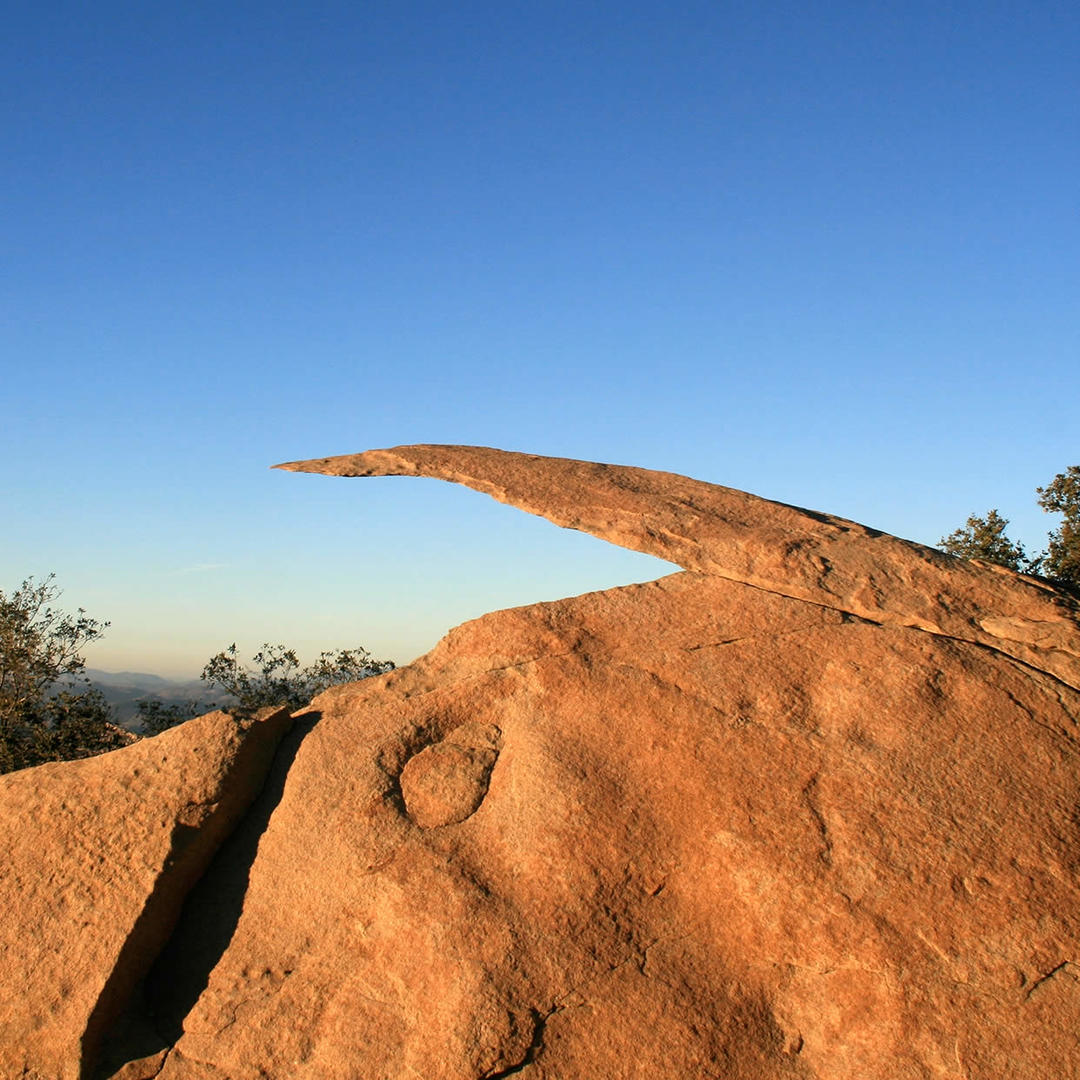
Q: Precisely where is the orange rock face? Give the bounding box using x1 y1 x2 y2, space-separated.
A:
0 707 293 1080
3 447 1078 1079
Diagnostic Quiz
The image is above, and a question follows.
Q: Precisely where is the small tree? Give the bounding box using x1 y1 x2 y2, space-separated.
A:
1036 465 1080 592
939 510 1032 572
139 642 395 733
20 687 134 767
136 697 214 736
202 643 394 714
0 575 122 773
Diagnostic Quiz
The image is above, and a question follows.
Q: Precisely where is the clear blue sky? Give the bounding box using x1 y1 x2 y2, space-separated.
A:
2 1 1077 676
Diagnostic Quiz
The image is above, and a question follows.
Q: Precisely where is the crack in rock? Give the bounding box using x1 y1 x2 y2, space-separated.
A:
801 774 833 868
481 1006 561 1078
1025 960 1079 1001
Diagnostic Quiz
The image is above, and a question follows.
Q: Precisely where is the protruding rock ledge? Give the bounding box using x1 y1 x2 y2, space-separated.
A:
276 444 1080 687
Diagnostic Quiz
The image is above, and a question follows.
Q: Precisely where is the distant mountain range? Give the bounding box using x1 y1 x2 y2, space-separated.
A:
83 669 222 725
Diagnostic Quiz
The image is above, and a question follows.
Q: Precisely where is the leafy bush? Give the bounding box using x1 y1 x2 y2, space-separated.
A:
940 466 1080 595
202 642 394 714
939 509 1031 571
0 575 119 773
1036 466 1080 592
137 642 395 732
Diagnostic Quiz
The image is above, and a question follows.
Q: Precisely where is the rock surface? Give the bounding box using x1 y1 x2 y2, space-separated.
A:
3 446 1079 1079
0 706 293 1080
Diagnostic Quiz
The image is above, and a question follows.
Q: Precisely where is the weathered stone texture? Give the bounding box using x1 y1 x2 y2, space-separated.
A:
2 446 1078 1079
0 707 293 1080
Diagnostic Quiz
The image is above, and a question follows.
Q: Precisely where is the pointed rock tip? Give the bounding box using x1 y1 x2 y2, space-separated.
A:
272 454 375 475
271 446 468 477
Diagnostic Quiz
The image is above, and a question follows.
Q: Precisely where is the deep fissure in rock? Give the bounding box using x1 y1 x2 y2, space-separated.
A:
92 712 320 1079
483 1006 558 1078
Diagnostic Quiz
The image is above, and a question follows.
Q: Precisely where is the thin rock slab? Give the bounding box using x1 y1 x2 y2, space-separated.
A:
276 445 1080 689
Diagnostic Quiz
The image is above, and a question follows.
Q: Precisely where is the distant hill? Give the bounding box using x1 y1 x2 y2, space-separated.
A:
83 669 223 727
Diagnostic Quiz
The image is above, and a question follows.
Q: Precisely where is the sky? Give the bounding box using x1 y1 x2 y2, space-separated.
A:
2 1 1077 677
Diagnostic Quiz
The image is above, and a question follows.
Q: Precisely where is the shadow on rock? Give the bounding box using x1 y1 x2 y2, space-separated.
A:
94 711 321 1078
